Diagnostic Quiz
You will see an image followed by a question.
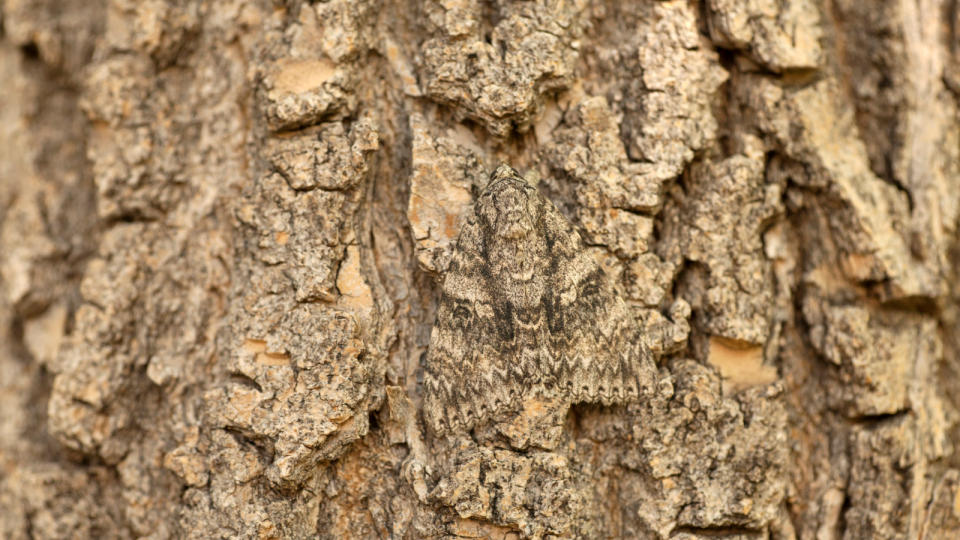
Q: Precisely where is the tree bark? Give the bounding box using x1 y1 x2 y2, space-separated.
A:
1 1 958 538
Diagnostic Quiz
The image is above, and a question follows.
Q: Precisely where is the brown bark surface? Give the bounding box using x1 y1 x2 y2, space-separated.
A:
1 1 959 538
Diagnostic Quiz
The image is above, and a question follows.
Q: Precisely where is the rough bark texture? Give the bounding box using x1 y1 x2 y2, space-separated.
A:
1 1 959 538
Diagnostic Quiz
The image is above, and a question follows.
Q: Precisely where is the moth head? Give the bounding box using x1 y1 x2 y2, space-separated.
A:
479 165 538 240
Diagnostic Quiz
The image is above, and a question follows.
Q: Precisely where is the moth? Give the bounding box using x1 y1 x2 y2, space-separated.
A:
423 165 656 434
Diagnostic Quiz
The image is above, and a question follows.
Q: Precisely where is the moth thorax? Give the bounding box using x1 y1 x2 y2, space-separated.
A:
491 245 545 309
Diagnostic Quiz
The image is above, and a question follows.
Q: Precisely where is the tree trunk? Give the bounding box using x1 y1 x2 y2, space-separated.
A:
1 1 958 538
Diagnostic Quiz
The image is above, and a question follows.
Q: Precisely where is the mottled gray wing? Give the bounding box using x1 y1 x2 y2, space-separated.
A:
423 214 526 433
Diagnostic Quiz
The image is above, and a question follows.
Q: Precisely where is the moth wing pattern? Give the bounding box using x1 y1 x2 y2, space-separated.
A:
548 248 650 403
422 215 514 431
423 165 656 434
